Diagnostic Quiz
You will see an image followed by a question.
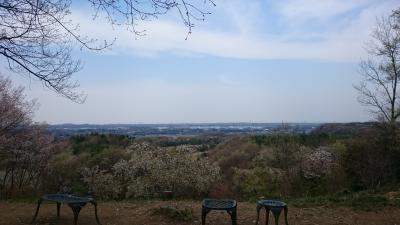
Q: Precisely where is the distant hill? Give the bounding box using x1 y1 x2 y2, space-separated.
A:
312 122 377 136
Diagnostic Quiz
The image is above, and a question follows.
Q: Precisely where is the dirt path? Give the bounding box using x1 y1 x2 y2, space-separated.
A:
0 201 399 225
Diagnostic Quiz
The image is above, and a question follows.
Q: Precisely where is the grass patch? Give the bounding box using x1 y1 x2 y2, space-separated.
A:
288 192 398 211
2 196 39 203
150 205 194 222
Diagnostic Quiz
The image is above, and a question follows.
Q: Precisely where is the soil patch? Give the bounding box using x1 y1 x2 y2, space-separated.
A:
0 200 399 225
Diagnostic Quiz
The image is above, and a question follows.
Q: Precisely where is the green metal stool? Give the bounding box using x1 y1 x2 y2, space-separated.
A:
202 199 237 225
255 200 288 225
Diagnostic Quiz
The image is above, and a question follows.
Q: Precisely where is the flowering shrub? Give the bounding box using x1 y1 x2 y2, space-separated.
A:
81 143 220 200
302 147 338 179
81 166 119 199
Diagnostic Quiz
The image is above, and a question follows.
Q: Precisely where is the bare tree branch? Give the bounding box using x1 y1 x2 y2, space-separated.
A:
356 8 400 124
0 0 215 103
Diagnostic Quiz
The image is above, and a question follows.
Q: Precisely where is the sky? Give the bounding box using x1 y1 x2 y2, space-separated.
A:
5 0 400 124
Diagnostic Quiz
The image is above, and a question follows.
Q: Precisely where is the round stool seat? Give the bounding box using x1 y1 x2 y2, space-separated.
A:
258 200 286 207
202 199 237 210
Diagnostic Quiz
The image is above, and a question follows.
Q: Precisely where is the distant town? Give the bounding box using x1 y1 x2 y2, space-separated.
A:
48 123 321 138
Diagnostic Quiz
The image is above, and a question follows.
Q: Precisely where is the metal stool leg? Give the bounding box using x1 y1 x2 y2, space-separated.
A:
31 199 43 224
90 201 101 225
255 204 262 225
230 207 237 225
272 210 281 225
265 208 270 225
202 207 209 225
57 203 61 217
69 204 83 225
284 206 289 225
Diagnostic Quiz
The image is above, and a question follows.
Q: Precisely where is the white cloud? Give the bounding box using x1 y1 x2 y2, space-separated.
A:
72 0 398 62
217 0 265 34
276 0 373 21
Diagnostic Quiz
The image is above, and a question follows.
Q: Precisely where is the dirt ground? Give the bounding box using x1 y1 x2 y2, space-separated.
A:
0 200 399 225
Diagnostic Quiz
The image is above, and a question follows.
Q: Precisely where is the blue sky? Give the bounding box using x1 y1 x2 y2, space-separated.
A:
7 0 400 124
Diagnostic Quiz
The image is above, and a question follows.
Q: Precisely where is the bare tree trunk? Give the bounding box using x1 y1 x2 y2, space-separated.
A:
18 167 27 190
390 53 398 124
9 165 15 199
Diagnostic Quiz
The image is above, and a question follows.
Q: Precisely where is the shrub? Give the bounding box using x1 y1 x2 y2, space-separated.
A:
231 167 282 200
343 128 400 190
81 166 120 200
210 135 351 199
81 143 220 199
43 152 88 195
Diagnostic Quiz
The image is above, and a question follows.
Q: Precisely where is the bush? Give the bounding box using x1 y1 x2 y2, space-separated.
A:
231 168 282 200
81 143 220 200
343 128 400 190
42 152 88 195
210 135 350 199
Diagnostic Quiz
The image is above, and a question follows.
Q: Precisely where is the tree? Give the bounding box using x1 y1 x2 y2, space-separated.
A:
0 0 215 103
0 125 55 198
0 75 56 198
354 9 400 187
355 8 400 125
0 75 36 134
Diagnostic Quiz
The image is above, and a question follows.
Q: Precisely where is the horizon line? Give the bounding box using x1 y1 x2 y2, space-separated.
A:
47 121 372 126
